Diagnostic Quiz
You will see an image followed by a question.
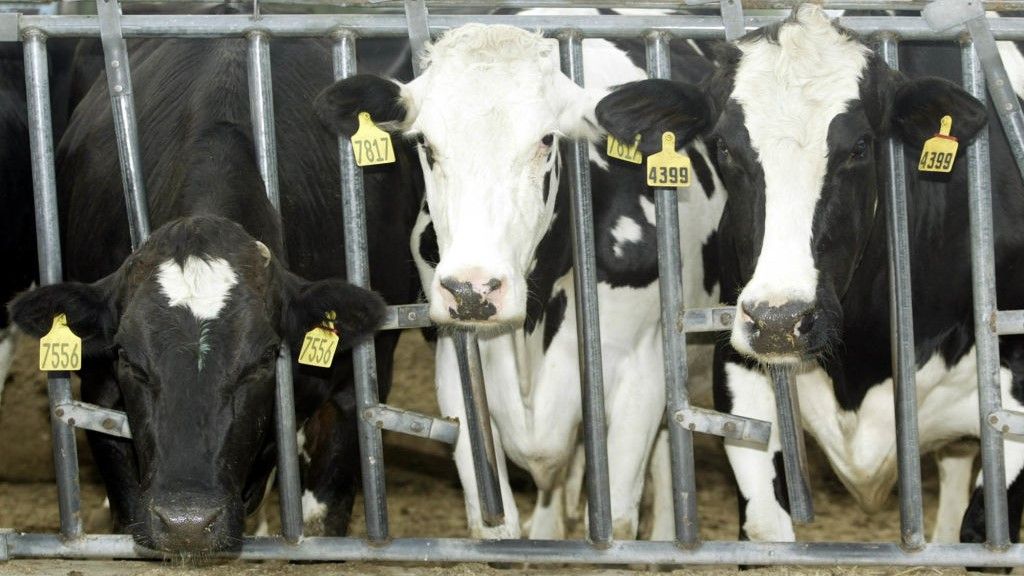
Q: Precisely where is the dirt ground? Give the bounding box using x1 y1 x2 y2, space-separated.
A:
0 330 1008 575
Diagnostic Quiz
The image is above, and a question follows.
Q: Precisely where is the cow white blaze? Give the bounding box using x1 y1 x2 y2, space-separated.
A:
728 5 870 358
157 256 238 321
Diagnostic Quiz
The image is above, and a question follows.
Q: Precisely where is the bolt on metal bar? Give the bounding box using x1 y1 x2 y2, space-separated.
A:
402 0 429 76
97 0 149 248
332 30 390 542
23 29 83 541
878 35 925 550
362 405 459 445
453 330 505 527
720 0 745 41
53 401 132 439
645 30 699 547
559 29 612 547
963 39 1011 550
987 409 1024 436
246 29 303 544
769 365 813 524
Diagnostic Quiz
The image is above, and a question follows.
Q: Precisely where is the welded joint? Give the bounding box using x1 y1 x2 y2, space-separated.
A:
0 13 18 42
54 401 132 439
987 409 1024 436
673 406 771 446
362 404 459 444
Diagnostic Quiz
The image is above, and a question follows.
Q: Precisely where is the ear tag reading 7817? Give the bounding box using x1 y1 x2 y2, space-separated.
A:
351 112 395 167
298 310 340 368
646 132 692 187
607 133 643 164
39 313 81 372
918 115 958 173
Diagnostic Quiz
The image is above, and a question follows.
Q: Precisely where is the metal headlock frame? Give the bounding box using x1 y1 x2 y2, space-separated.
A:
4 0 1024 567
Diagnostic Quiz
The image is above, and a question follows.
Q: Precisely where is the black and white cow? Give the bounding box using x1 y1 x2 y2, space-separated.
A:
316 22 724 539
8 19 421 553
599 5 1024 544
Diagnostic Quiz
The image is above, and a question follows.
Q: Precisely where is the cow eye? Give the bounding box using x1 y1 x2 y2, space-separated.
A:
541 133 555 147
850 136 870 160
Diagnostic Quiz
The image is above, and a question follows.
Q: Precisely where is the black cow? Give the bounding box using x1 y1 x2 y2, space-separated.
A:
9 10 421 553
599 5 1024 546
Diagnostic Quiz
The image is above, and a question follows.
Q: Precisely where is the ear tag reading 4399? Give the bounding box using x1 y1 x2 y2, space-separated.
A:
351 112 395 167
918 115 958 173
298 310 340 368
607 133 643 164
646 132 692 187
39 313 81 372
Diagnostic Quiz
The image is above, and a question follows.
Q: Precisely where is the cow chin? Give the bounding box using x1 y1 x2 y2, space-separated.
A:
137 490 245 556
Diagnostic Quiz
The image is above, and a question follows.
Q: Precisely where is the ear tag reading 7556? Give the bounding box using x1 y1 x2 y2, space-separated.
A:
646 132 692 187
351 112 395 167
918 115 958 173
39 313 81 372
298 310 340 368
607 133 643 164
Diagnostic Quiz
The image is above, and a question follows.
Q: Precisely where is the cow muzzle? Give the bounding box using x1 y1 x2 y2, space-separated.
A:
143 491 241 554
435 268 510 324
733 299 817 361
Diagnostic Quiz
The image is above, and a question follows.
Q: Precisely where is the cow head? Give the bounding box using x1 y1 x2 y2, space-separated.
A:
598 5 987 364
9 216 385 553
315 24 607 326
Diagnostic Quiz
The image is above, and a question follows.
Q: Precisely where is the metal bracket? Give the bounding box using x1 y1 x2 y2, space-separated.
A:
97 0 132 97
720 0 746 41
923 0 985 32
362 404 459 444
380 303 431 330
987 409 1024 435
996 309 1024 335
54 401 132 439
672 406 771 446
0 13 18 42
403 0 430 77
682 306 736 333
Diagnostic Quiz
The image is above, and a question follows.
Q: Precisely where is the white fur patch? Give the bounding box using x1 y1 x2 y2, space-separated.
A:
610 216 643 257
157 256 238 321
301 489 327 523
731 5 870 310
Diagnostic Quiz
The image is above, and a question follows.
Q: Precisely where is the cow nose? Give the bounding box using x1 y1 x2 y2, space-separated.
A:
149 501 226 551
740 299 815 355
439 274 506 322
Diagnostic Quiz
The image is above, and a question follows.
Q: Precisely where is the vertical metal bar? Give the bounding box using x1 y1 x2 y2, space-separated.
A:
23 29 83 540
878 35 925 550
720 0 746 41
97 0 148 248
645 31 699 547
558 30 612 547
769 365 813 524
453 331 505 527
963 39 1011 550
402 0 429 77
331 30 389 542
247 27 301 544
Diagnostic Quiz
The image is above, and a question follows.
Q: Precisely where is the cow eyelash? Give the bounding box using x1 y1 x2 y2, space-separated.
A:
541 133 555 147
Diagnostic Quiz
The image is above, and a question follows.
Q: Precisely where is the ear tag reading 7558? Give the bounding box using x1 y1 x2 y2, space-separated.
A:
351 112 395 167
607 133 643 164
39 313 81 372
646 132 692 187
298 310 340 368
918 115 958 173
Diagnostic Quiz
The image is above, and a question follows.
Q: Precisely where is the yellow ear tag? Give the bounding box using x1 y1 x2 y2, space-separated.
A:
351 112 395 167
607 133 643 164
298 310 340 368
918 115 958 174
646 132 692 187
39 313 81 372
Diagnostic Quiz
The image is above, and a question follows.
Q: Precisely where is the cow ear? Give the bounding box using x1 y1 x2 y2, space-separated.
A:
8 276 120 356
596 79 712 155
314 74 412 137
280 272 387 353
891 77 987 149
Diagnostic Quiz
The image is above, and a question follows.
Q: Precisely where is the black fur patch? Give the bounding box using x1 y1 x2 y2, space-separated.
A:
542 290 568 352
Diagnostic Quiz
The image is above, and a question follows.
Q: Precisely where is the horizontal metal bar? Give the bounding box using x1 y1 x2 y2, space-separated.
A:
36 0 1024 9
362 404 459 444
682 306 735 333
996 309 1024 335
0 13 17 41
987 409 1024 436
672 406 771 446
53 401 131 439
8 534 1024 567
380 303 431 330
17 14 1024 40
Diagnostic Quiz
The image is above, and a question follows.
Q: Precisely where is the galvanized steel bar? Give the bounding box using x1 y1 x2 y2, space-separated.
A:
403 0 429 76
332 30 390 542
248 30 282 211
769 365 813 524
23 29 83 541
996 309 1024 334
453 330 505 526
963 39 1011 550
39 0 1024 9
720 0 745 41
362 404 459 445
879 35 925 550
97 0 149 248
53 401 131 439
559 29 612 547
645 30 699 546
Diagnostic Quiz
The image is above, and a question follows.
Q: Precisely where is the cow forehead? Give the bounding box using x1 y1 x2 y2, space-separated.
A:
157 256 239 321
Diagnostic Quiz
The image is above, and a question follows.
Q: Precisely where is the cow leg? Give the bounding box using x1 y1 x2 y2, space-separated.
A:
933 440 977 543
528 477 566 539
436 335 520 539
719 360 794 542
647 428 675 541
563 442 585 527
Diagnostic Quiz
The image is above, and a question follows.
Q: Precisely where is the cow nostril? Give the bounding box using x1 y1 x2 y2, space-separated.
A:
740 302 756 327
152 504 225 533
484 278 502 293
795 311 815 337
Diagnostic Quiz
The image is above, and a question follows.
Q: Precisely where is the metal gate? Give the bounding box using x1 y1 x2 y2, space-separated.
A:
3 0 1024 568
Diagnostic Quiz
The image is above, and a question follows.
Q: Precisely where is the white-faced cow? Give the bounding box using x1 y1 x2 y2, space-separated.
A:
599 5 1024 544
8 15 421 554
316 23 724 539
